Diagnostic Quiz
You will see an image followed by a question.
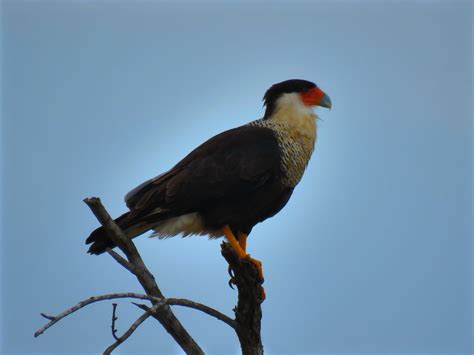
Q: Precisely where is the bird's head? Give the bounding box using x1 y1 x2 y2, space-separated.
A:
263 79 331 119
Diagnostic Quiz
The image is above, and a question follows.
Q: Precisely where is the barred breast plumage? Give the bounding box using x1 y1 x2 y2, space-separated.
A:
248 94 317 187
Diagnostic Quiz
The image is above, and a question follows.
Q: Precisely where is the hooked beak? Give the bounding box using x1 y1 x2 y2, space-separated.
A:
319 93 332 110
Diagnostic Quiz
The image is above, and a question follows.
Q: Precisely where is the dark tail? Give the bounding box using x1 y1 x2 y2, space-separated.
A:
85 212 155 255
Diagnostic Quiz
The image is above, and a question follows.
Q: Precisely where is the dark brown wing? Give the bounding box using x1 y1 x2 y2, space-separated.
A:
124 124 282 218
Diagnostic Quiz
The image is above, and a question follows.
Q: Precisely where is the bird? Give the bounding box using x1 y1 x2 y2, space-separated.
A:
86 79 331 297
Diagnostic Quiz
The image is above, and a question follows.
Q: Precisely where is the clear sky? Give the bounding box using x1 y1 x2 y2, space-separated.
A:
1 1 472 354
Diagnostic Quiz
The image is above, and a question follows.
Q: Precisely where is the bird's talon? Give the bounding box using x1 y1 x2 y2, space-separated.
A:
243 255 264 281
227 266 235 278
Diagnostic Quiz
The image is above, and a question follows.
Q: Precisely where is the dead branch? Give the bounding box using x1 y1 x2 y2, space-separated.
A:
83 197 204 355
111 303 119 341
222 242 264 355
35 293 160 337
104 304 159 355
34 292 235 338
107 249 137 274
166 298 237 328
36 197 265 354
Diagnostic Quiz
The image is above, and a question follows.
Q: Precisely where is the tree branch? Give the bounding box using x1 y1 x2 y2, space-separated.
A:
221 242 264 355
103 304 159 355
35 293 235 338
111 303 119 341
83 197 204 355
166 298 236 329
36 197 267 354
106 248 137 274
34 293 162 338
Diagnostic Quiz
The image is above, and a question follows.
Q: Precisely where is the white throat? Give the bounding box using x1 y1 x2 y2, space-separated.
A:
269 93 317 140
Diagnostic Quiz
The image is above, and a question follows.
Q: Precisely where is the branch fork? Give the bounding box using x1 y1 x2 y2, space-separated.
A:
35 197 264 354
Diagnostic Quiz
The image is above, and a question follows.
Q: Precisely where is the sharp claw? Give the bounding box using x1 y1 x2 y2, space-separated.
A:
227 265 236 289
228 265 234 278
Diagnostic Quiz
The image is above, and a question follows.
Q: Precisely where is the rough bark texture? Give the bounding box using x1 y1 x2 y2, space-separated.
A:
221 242 264 355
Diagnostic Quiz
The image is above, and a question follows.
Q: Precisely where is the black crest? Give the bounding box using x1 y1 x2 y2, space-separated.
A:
263 79 316 118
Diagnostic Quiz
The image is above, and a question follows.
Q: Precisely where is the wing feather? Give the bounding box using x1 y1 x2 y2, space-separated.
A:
125 125 281 217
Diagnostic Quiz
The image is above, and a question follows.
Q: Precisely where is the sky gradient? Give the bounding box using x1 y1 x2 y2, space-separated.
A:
1 1 473 354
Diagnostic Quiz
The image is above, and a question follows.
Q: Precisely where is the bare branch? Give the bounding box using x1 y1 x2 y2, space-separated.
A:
35 293 235 338
34 293 164 338
106 249 137 274
83 197 204 355
83 198 147 267
103 305 158 355
40 313 55 321
166 298 236 329
132 299 236 329
36 195 271 354
132 302 149 312
221 242 264 355
111 303 119 341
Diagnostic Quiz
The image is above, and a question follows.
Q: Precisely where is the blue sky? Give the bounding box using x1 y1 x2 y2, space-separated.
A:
1 1 473 354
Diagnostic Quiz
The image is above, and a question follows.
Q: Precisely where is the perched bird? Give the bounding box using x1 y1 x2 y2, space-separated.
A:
86 79 331 295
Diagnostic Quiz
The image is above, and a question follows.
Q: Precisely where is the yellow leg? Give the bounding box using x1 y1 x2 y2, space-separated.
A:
238 232 247 253
223 225 265 286
223 225 246 258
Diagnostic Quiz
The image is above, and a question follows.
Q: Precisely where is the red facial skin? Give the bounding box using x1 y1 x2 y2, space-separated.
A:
299 87 326 106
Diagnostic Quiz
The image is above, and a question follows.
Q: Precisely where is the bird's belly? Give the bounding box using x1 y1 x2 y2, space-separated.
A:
199 185 294 235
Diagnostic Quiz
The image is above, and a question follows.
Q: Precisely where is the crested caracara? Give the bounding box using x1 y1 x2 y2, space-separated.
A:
86 79 331 296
